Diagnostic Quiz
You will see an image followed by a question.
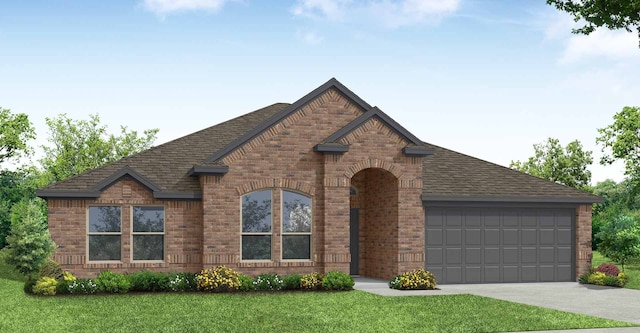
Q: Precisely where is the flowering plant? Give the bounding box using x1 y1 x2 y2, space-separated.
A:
389 268 437 290
196 266 241 292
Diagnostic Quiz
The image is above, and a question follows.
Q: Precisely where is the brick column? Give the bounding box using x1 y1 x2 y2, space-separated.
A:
575 204 592 279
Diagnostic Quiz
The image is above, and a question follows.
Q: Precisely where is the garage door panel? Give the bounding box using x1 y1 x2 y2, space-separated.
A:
521 266 537 281
446 248 462 264
466 248 481 264
485 229 500 245
504 229 519 245
503 266 519 282
446 229 462 245
426 207 575 284
503 247 518 264
539 247 555 263
466 229 481 245
426 247 443 265
485 248 500 264
426 229 443 245
540 266 555 281
446 267 462 283
540 229 555 245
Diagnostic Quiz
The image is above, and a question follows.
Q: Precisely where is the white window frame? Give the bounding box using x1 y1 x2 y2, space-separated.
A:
87 205 122 262
281 190 312 261
131 205 165 262
240 189 273 261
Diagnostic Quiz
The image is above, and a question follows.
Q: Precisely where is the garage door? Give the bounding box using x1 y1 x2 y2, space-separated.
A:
425 207 574 284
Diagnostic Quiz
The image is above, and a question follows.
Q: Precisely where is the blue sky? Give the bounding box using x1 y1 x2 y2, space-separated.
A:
1 0 639 184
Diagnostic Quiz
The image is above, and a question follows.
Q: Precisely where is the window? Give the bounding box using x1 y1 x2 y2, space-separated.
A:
282 190 311 260
88 206 121 261
132 206 165 261
241 190 272 260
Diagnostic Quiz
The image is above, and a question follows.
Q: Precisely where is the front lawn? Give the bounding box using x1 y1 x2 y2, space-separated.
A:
0 278 634 333
592 251 640 290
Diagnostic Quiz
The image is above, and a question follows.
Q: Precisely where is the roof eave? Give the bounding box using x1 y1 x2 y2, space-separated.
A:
422 194 604 204
188 165 229 176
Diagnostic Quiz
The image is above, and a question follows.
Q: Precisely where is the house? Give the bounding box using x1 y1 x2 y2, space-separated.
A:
36 78 601 283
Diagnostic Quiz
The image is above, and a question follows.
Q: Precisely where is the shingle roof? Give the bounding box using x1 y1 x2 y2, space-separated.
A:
422 142 601 203
38 79 600 204
40 102 290 195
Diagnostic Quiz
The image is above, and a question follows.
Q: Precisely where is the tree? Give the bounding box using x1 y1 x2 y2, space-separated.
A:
597 214 640 271
510 137 593 190
597 106 640 197
0 107 35 165
5 199 56 278
40 114 159 183
591 179 639 250
546 0 640 48
0 169 43 248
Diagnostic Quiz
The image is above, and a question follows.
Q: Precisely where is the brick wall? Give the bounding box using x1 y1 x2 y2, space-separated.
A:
575 204 592 279
49 177 203 278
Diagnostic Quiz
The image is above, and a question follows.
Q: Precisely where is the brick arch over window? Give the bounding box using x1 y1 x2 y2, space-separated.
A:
235 178 315 196
344 159 403 179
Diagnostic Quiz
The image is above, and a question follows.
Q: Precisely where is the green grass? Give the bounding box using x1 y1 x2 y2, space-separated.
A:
0 248 28 282
592 251 640 289
0 278 634 333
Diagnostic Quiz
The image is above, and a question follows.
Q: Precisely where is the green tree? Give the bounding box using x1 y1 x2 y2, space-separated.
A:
5 199 56 278
546 0 640 48
0 107 35 165
591 179 639 250
40 114 159 183
510 137 593 190
597 214 640 271
0 169 44 248
597 106 640 198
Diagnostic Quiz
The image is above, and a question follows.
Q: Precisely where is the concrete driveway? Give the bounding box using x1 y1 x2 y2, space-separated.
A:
353 278 640 325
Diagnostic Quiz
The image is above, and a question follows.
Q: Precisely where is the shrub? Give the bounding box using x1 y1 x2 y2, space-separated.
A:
283 274 302 290
33 277 58 296
55 271 76 294
95 271 130 293
300 272 323 290
586 271 607 285
322 271 354 291
169 272 197 292
389 268 437 290
253 273 284 291
127 270 171 292
602 275 620 287
618 272 629 287
38 259 63 280
597 214 640 271
196 266 241 292
23 279 36 294
595 263 620 277
68 278 97 294
238 274 255 292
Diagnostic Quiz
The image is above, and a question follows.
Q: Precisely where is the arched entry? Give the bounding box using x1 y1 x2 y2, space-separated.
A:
349 168 399 279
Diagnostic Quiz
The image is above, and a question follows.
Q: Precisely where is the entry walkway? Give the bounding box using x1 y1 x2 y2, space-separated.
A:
353 277 640 330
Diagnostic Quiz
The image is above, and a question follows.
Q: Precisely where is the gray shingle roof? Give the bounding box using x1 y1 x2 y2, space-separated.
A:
38 79 600 204
422 142 601 202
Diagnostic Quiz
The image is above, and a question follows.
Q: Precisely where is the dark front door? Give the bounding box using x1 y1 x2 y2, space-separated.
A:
350 208 359 275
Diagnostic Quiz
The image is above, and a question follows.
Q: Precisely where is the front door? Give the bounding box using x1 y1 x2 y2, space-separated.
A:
350 208 359 275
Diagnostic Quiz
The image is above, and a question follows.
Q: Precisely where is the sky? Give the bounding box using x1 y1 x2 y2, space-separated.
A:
1 0 639 184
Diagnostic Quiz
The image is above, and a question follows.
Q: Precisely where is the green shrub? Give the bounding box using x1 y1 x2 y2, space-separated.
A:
23 279 36 294
300 272 323 290
56 279 70 294
578 268 594 284
586 271 607 285
322 271 354 291
389 268 437 290
38 259 63 280
169 272 197 292
618 272 629 287
127 270 171 292
68 278 97 294
283 274 302 290
32 276 58 296
95 271 130 293
196 266 241 292
238 274 255 292
602 275 620 287
253 273 284 291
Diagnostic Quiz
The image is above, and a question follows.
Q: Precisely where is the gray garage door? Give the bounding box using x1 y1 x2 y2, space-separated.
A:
425 207 574 284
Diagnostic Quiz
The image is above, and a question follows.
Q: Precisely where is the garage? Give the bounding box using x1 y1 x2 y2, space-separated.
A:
425 205 575 284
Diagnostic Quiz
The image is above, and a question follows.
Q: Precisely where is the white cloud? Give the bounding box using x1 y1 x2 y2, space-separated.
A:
142 0 229 15
291 0 461 28
296 30 324 44
559 29 639 64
